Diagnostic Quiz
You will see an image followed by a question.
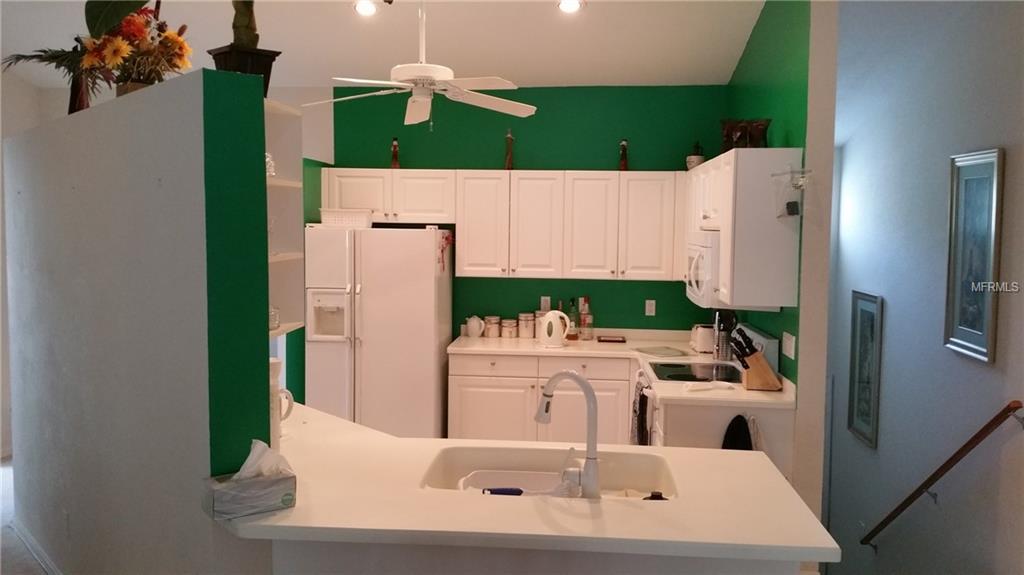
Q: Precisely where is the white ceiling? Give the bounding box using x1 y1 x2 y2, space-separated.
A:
2 1 763 89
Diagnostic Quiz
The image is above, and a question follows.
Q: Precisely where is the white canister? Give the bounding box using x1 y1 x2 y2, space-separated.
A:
269 359 295 450
484 316 501 338
501 319 518 338
518 312 535 339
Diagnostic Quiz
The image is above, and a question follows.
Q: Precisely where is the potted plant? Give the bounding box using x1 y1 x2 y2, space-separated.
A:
207 1 280 96
2 0 191 112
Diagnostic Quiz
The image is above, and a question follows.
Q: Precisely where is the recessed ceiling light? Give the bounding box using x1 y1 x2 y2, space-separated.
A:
354 0 377 17
558 0 582 14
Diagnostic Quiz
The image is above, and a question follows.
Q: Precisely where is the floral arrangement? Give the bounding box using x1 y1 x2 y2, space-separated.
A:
81 3 192 85
1 0 191 112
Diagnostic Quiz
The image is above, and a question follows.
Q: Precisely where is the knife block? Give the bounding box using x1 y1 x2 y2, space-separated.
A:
742 351 783 391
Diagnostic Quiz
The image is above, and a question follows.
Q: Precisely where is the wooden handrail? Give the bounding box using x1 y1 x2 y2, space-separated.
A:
860 400 1023 548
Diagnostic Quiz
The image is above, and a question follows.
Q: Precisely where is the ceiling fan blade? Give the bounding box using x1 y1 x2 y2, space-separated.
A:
301 88 408 108
332 77 413 89
444 89 537 118
442 77 518 91
404 95 433 125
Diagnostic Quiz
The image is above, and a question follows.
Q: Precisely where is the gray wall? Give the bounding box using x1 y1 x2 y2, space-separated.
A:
828 2 1023 573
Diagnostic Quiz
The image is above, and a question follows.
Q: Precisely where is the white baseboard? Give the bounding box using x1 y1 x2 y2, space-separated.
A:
11 518 63 575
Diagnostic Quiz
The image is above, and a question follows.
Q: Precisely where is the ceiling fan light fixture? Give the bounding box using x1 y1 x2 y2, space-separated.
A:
558 0 583 14
354 0 378 17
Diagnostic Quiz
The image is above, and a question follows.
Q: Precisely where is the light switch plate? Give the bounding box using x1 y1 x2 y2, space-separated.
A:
645 300 656 316
782 332 797 359
540 296 551 311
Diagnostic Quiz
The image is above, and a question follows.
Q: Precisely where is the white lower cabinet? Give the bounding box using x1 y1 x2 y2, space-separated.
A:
448 376 537 441
448 353 631 444
535 379 630 444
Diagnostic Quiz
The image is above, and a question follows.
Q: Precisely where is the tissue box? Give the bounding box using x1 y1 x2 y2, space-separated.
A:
205 472 297 520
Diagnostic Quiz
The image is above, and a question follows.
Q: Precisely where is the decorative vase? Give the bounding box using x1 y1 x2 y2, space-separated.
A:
116 82 153 97
207 44 281 97
67 74 90 114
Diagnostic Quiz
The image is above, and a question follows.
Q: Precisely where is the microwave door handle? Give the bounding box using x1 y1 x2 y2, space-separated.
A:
690 252 703 295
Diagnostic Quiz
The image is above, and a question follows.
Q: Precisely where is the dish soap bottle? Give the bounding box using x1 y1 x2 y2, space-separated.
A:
567 298 580 341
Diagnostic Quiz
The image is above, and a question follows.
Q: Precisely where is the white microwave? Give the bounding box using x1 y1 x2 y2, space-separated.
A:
685 231 727 309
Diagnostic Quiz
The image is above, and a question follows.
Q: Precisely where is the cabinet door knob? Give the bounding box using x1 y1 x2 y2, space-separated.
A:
501 268 507 273
620 270 625 275
490 361 496 366
611 270 616 275
581 364 587 369
511 268 517 273
392 212 398 217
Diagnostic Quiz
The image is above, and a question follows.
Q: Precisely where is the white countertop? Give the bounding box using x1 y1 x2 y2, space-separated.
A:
448 334 797 411
226 404 839 563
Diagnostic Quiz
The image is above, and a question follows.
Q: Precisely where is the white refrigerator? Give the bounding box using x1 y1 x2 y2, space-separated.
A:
305 225 452 438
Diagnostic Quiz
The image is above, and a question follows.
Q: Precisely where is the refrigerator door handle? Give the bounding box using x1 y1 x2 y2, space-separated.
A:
354 283 363 344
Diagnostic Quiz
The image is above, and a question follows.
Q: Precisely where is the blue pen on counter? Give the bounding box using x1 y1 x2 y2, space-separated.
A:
482 487 524 496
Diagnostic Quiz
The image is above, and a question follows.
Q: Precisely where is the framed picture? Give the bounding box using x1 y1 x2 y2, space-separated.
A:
848 291 883 448
944 149 1004 363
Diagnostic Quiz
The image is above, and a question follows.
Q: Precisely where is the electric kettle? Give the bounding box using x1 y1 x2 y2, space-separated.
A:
538 310 570 348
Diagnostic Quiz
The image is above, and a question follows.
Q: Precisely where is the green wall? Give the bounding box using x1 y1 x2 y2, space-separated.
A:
727 0 810 380
203 69 270 475
331 85 728 331
303 157 330 224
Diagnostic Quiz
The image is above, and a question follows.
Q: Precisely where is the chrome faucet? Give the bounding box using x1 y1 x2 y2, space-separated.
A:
535 370 600 499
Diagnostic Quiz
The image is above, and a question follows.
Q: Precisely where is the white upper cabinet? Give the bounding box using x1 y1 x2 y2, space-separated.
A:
456 170 511 277
716 148 802 308
672 171 692 281
697 154 733 231
563 171 620 279
391 170 456 223
322 168 455 224
322 168 391 222
509 171 564 278
617 172 676 280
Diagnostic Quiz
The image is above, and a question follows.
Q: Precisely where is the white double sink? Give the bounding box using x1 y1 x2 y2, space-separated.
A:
420 446 677 500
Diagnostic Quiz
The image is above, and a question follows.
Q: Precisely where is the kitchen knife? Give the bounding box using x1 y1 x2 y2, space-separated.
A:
730 339 751 369
736 328 757 356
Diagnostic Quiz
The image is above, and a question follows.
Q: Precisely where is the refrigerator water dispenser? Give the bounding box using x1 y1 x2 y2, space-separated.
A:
307 290 350 341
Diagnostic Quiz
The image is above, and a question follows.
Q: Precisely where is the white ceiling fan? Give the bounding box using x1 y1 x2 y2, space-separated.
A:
302 4 537 125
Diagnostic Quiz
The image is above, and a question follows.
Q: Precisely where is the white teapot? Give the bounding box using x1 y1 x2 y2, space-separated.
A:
466 315 485 338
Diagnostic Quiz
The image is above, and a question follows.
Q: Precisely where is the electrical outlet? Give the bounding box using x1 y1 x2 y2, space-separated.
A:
645 299 656 316
540 296 551 311
782 332 797 359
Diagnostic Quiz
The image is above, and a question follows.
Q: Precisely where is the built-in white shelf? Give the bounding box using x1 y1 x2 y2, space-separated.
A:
267 176 303 190
264 99 301 117
269 321 304 339
269 251 304 264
